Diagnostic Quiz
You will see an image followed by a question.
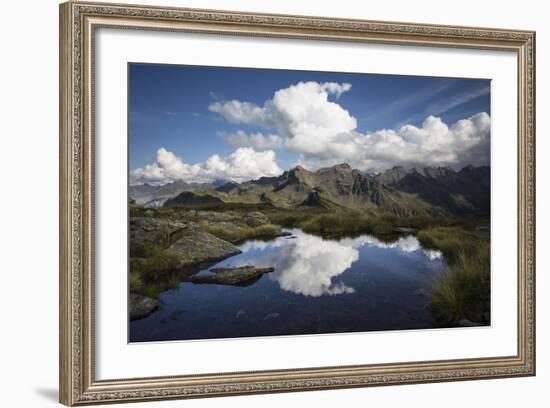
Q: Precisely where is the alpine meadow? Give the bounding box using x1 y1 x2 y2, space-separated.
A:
128 64 491 342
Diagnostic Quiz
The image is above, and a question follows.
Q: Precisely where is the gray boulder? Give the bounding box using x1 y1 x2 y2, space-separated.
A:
241 211 271 227
129 293 159 320
165 228 242 268
129 216 190 246
190 265 274 286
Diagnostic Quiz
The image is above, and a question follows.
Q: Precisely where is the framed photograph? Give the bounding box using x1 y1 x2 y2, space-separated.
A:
59 1 536 405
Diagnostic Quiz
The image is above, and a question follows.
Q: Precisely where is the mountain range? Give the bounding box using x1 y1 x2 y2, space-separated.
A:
129 179 226 207
130 164 490 217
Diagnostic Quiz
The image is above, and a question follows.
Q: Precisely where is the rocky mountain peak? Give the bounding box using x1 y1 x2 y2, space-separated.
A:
132 162 490 217
335 163 352 170
286 165 313 180
284 165 310 178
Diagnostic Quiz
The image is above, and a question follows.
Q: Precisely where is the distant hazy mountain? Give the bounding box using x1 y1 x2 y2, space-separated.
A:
131 163 490 217
129 179 226 206
214 181 239 193
374 165 490 215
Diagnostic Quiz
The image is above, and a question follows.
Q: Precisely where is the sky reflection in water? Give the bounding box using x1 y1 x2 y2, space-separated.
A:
235 230 442 297
130 229 445 342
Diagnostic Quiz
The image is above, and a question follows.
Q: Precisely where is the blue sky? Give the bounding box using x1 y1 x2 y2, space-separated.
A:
129 63 491 185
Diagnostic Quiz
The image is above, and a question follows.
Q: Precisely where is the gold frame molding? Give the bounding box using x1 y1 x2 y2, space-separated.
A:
59 1 536 405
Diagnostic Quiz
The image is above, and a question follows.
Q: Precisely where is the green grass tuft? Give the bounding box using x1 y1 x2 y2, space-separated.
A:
418 227 490 325
129 202 491 324
199 223 282 243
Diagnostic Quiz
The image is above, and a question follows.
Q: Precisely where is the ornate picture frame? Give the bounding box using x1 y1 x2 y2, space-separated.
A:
59 1 535 405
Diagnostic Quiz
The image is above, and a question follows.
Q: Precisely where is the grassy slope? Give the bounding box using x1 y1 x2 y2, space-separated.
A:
418 227 490 325
199 222 282 243
131 200 490 324
129 203 288 298
233 205 491 324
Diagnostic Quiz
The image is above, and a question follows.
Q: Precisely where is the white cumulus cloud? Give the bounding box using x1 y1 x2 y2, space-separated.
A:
131 147 282 185
209 81 356 141
220 130 283 150
209 81 491 171
354 112 491 171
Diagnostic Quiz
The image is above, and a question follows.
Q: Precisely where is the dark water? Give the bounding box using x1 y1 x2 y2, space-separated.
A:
130 229 446 342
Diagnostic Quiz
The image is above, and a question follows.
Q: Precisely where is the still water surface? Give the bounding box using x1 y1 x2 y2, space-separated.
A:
130 229 446 342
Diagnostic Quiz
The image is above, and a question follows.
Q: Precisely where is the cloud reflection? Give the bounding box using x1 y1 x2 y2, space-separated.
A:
347 234 443 260
267 233 358 297
234 230 442 297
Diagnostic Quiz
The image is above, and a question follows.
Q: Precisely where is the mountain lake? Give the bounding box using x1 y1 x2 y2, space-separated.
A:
129 228 447 342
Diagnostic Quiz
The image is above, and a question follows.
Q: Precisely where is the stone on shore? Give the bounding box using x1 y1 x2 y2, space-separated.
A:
165 228 242 268
130 293 159 321
190 265 275 286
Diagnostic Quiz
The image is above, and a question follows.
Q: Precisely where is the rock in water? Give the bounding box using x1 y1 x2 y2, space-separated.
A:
165 228 242 268
190 266 275 286
130 293 159 320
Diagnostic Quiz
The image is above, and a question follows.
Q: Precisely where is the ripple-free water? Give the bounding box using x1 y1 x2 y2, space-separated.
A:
130 229 446 342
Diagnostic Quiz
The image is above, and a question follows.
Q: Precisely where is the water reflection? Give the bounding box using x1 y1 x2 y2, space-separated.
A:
226 229 442 297
130 228 447 342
